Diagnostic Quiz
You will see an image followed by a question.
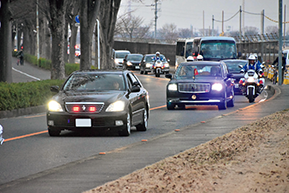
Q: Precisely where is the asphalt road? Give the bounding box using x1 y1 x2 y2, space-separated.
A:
0 59 287 193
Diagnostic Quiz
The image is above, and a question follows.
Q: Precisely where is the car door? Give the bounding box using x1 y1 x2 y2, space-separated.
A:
222 63 234 99
126 73 143 125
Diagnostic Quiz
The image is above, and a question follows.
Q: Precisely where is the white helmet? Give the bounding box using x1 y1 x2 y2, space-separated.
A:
197 55 203 61
156 51 160 55
248 54 256 61
186 56 194 62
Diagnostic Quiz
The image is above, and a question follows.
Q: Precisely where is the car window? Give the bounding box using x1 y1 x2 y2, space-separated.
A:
176 64 222 79
63 73 125 91
115 52 130 58
225 61 247 73
127 55 143 61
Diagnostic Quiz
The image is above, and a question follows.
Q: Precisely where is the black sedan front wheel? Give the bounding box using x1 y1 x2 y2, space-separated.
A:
48 127 61 136
167 102 175 110
136 108 148 131
119 112 131 136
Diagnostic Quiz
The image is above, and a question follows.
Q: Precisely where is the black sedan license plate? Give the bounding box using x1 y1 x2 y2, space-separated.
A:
75 119 91 127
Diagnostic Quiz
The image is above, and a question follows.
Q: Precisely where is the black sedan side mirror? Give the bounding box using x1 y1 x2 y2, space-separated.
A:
131 85 140 92
50 86 60 93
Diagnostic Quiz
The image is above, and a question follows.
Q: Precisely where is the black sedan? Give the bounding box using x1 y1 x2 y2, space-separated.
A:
123 54 143 70
221 59 247 94
166 61 235 110
47 70 150 136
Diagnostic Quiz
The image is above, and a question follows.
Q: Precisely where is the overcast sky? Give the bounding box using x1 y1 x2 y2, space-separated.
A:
118 0 289 34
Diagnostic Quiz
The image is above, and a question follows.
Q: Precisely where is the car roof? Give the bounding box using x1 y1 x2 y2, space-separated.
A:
221 59 247 63
72 70 130 75
180 61 222 66
144 54 165 57
200 36 236 41
115 50 131 53
127 53 143 56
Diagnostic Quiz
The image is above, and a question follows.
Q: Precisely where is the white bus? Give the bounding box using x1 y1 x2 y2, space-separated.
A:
176 36 241 66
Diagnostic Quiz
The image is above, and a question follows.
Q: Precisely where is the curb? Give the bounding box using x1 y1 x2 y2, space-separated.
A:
0 105 46 119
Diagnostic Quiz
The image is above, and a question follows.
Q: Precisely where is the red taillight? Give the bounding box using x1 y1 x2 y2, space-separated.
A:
73 106 80 112
89 106 96 112
259 80 263 84
239 80 243 84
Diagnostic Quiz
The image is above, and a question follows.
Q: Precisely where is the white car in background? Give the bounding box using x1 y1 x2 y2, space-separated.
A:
113 50 131 68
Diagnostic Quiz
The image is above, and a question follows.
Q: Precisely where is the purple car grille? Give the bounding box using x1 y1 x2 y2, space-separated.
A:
178 83 210 93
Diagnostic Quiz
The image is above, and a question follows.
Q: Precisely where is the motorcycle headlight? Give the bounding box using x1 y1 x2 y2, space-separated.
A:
212 83 223 91
164 63 170 68
146 63 152 68
168 84 177 91
247 77 255 82
106 101 125 112
48 100 64 112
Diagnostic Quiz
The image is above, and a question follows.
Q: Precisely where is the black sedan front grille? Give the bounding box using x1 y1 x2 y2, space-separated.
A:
65 102 104 113
178 83 210 93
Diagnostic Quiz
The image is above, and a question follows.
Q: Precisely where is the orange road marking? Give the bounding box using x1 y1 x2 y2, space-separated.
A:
150 105 166 110
4 130 47 142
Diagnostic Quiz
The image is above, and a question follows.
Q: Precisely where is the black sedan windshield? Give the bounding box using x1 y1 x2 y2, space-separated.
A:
63 74 125 91
176 64 222 79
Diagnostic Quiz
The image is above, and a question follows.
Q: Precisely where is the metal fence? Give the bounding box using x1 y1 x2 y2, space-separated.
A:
234 33 288 65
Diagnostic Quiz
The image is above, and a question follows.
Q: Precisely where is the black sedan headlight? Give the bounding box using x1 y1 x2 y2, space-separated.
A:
106 100 125 112
48 100 64 112
211 83 223 91
167 83 178 91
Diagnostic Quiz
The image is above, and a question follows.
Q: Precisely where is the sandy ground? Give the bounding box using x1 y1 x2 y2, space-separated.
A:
84 109 289 193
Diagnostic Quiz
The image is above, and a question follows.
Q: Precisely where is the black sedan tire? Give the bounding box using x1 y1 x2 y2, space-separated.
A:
48 127 61 136
136 108 148 131
167 102 175 110
119 113 131 136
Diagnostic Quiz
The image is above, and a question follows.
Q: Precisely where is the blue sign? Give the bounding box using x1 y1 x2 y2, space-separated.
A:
75 15 80 23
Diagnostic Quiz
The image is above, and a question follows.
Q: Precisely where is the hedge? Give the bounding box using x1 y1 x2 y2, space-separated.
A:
0 79 64 111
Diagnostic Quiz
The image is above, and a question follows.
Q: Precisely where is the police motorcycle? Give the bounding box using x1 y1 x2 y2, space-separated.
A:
153 59 164 77
238 58 265 103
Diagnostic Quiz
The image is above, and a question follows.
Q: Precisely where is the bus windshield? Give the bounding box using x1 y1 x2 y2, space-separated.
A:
200 40 237 60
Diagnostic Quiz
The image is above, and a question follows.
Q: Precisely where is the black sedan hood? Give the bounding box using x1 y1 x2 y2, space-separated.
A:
170 76 224 83
53 91 126 104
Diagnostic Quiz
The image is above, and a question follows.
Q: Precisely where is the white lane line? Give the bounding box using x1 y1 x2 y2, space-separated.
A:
12 67 41 81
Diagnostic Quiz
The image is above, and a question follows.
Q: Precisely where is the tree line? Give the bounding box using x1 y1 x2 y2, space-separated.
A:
0 0 121 82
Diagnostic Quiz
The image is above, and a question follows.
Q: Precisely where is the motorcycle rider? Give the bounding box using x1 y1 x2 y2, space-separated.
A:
153 51 164 62
186 56 194 62
241 54 262 74
196 55 203 61
240 54 264 94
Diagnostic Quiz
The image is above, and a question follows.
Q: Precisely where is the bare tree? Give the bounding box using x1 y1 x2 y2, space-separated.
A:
48 0 69 79
158 23 178 43
178 28 193 39
266 26 278 34
0 0 12 82
115 14 151 41
244 26 259 36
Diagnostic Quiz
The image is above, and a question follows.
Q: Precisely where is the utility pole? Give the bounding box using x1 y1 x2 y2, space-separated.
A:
36 0 40 65
243 0 245 36
212 15 214 36
278 0 283 85
239 6 242 38
203 10 205 36
154 0 158 41
261 9 265 35
222 11 224 34
284 4 286 45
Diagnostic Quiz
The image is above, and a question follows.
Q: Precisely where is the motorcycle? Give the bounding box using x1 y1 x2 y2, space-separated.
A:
153 59 164 77
238 68 264 103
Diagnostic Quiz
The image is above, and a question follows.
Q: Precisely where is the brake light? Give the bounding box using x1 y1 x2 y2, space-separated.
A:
239 80 243 84
89 106 96 112
259 80 263 84
73 106 80 112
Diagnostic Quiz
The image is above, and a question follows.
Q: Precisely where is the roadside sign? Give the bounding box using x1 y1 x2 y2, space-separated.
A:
75 15 80 23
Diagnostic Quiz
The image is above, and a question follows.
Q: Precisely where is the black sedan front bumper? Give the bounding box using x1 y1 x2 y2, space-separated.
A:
47 111 127 131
